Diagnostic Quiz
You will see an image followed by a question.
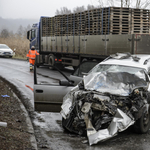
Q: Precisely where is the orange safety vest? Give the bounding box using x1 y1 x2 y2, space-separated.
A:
26 50 39 65
26 50 39 59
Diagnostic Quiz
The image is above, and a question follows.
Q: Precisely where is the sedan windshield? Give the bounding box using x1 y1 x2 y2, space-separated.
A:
0 45 9 49
84 65 148 96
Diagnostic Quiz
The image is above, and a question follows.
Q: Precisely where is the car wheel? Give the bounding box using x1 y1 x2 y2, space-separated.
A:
62 117 72 133
62 118 67 130
134 108 150 134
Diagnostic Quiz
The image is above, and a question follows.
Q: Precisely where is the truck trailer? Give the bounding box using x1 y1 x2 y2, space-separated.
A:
27 7 150 68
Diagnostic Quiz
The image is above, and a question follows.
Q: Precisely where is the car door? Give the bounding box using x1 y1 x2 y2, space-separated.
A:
34 65 74 112
69 61 99 85
34 61 99 113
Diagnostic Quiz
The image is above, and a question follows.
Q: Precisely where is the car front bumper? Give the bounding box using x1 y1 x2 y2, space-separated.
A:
0 52 13 57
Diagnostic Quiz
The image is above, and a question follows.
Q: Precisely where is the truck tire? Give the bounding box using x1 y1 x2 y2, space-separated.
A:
48 54 55 69
82 58 87 62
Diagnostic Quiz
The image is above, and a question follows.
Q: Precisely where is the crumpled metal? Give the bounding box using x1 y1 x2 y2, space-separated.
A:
85 109 135 145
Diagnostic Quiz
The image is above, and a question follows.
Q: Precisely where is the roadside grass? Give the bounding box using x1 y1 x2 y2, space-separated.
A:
13 55 26 60
0 37 29 59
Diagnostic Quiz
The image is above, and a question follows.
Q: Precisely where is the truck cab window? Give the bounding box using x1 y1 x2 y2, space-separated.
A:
31 30 36 39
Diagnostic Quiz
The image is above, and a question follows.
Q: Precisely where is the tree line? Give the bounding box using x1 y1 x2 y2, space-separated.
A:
55 0 150 15
0 24 31 39
0 25 31 59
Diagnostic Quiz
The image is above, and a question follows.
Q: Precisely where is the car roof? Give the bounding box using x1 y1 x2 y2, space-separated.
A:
100 54 150 71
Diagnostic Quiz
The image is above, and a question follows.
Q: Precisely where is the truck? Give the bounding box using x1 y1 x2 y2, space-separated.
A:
27 7 150 69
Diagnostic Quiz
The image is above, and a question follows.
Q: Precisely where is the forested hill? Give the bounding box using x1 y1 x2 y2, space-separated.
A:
0 17 38 33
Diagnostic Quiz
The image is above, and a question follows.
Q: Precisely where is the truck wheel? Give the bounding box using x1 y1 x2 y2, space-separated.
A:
48 54 55 69
82 58 87 62
134 108 150 134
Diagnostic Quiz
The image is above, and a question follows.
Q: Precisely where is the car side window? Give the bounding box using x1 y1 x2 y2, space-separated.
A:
73 61 98 77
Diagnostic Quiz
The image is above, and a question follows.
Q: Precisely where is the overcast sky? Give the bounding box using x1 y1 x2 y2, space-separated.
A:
1 0 149 20
0 0 101 20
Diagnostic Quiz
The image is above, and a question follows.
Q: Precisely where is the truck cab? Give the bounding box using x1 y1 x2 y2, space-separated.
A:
27 23 40 52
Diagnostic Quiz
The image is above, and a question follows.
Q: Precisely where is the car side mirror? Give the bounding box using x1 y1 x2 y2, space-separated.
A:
59 80 74 86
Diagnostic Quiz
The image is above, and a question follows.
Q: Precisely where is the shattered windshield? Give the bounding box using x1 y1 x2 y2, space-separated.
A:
84 65 148 96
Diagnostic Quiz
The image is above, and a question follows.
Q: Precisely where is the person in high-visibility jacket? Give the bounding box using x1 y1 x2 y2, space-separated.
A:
26 46 39 66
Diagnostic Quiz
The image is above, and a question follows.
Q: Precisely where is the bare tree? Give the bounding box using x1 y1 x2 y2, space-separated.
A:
136 0 150 9
87 4 95 10
108 0 114 6
9 31 14 38
17 25 24 38
97 0 104 7
125 0 131 7
55 9 60 15
136 0 141 8
96 0 150 8
23 24 31 37
73 6 85 13
0 29 9 38
55 7 72 15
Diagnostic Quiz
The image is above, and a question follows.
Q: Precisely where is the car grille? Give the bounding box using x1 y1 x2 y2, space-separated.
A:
3 52 11 54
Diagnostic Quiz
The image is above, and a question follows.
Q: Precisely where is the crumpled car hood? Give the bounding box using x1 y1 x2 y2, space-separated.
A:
84 71 148 96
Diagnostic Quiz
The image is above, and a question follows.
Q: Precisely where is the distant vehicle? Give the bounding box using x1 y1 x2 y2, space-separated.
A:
0 44 14 58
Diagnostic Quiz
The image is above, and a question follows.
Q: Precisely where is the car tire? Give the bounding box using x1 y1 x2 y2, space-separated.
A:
134 108 150 134
62 117 71 133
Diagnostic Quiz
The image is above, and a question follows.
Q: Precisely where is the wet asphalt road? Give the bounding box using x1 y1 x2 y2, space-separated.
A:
1 58 150 150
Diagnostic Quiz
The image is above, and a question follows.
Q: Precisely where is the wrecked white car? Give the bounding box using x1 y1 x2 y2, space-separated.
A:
61 54 150 145
34 53 150 145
